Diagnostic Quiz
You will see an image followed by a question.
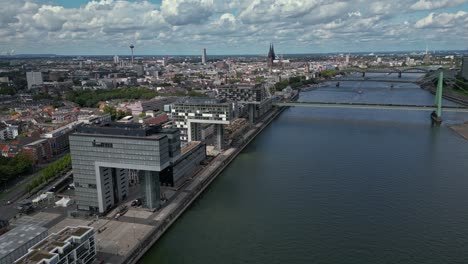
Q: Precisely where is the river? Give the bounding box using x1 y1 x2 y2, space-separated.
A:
140 73 468 264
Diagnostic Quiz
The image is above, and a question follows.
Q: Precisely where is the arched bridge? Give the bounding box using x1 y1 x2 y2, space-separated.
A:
343 67 430 78
333 77 417 83
277 72 465 125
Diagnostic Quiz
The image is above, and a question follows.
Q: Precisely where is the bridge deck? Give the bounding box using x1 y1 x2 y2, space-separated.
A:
332 79 416 83
274 101 468 112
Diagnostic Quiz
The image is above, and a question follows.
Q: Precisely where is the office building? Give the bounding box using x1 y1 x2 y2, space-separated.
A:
160 141 206 188
0 121 18 140
70 123 181 213
216 84 273 123
133 65 144 76
171 98 233 149
113 55 119 64
0 225 48 264
461 56 468 80
15 226 95 264
42 114 111 156
42 124 77 156
202 48 207 64
22 138 52 165
26 72 43 90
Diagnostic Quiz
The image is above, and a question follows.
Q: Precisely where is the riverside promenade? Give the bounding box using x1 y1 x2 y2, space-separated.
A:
119 105 288 264
35 104 290 264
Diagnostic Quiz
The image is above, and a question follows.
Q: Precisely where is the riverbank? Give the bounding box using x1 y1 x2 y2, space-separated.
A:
420 82 468 106
133 78 468 264
17 102 293 264
450 122 468 141
120 104 290 264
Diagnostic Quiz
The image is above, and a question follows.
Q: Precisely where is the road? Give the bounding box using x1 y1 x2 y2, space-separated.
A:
0 170 72 221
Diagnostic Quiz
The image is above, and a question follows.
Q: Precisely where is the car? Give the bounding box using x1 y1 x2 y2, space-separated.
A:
131 198 142 207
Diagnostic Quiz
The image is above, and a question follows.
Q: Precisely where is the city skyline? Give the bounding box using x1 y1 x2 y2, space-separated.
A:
1 0 468 55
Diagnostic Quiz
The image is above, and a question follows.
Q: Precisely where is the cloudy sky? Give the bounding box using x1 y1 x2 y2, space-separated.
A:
1 0 468 55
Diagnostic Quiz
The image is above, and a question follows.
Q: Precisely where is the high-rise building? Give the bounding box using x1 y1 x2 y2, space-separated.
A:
26 71 43 90
69 123 181 213
461 56 468 80
171 98 233 150
133 64 144 76
202 48 207 64
113 55 119 64
345 54 350 65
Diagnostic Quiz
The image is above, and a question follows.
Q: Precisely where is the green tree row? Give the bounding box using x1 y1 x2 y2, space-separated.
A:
26 154 71 193
66 87 207 108
0 153 33 183
0 86 16 96
103 105 131 121
274 76 319 91
66 87 160 107
318 70 342 78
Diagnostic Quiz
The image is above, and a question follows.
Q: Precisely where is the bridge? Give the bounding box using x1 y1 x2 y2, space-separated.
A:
273 101 468 113
278 72 464 125
343 67 430 78
332 77 416 83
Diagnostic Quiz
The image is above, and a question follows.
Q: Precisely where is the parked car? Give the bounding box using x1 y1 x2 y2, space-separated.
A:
131 198 142 207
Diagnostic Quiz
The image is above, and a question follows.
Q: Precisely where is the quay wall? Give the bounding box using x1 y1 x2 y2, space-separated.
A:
122 105 289 264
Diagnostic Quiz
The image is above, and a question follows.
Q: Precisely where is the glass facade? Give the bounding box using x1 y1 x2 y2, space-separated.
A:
70 134 171 213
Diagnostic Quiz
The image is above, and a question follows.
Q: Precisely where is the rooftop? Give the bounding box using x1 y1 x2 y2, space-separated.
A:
15 226 94 264
0 225 47 259
175 97 228 105
75 122 165 138
181 141 201 155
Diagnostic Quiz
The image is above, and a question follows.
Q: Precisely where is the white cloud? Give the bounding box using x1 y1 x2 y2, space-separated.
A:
161 0 213 25
415 11 468 28
239 0 321 24
32 5 67 31
0 0 467 54
410 0 468 11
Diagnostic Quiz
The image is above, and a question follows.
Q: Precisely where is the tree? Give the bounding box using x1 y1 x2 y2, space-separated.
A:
103 105 117 120
0 86 16 95
172 76 183 84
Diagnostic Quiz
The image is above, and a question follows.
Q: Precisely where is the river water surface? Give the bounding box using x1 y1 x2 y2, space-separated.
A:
141 74 468 264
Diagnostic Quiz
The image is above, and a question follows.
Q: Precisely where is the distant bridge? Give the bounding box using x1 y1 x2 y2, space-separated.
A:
343 67 431 78
278 72 466 125
273 101 468 113
332 78 416 83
